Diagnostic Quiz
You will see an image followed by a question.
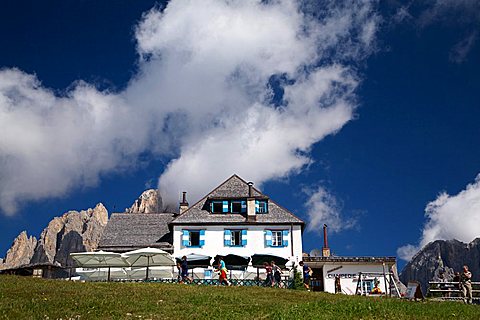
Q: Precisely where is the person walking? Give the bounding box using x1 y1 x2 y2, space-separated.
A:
216 256 231 286
271 260 282 287
180 256 193 284
299 261 312 291
264 262 273 287
460 265 473 304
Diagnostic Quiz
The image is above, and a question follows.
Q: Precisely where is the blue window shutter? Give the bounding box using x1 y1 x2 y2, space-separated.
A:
241 201 247 213
241 229 247 246
210 202 214 213
224 230 232 247
282 230 289 247
182 230 190 247
199 229 206 247
255 200 259 213
265 230 272 247
223 201 229 213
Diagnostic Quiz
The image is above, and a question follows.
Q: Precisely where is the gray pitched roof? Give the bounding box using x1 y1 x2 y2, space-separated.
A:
98 213 175 252
172 174 304 225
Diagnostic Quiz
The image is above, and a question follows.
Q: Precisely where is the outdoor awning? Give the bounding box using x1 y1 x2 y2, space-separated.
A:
176 253 212 268
251 254 289 267
214 254 250 269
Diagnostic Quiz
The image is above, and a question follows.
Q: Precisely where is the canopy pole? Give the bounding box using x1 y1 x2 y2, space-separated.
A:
108 267 111 282
146 256 150 281
382 262 388 297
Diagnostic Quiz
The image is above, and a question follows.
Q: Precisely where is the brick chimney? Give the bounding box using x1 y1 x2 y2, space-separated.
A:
322 224 331 257
246 182 256 222
179 191 189 214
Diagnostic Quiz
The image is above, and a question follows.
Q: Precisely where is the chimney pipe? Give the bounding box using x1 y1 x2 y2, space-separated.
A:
246 182 256 222
247 182 254 197
179 191 189 215
322 224 331 257
323 224 328 248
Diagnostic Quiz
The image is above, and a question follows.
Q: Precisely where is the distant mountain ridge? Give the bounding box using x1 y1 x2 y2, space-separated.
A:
0 204 108 269
400 238 480 293
0 189 163 270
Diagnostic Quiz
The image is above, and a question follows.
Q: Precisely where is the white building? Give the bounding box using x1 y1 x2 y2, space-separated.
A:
171 175 304 265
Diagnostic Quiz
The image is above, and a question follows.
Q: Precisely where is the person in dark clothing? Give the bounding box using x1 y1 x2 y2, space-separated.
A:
299 261 312 291
180 256 192 283
264 262 274 287
271 260 282 287
334 275 342 294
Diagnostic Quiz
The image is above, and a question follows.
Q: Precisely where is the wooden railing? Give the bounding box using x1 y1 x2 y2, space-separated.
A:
140 278 293 288
427 281 480 302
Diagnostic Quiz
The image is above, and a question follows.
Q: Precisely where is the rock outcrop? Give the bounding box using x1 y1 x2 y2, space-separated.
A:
126 189 162 213
0 231 37 269
30 203 108 266
400 238 480 293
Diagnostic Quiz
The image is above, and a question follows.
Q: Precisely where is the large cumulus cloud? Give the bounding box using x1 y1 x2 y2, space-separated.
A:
0 0 379 218
398 174 480 261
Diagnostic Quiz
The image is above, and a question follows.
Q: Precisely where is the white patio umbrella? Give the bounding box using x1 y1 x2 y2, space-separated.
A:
70 251 129 281
122 247 175 280
77 267 128 281
127 267 173 280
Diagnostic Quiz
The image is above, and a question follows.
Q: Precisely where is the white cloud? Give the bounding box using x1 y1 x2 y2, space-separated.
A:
398 174 480 261
417 0 480 27
0 69 149 215
0 0 379 215
304 186 356 233
449 31 478 64
154 0 378 205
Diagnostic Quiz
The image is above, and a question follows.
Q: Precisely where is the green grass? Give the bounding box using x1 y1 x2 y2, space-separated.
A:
0 276 478 319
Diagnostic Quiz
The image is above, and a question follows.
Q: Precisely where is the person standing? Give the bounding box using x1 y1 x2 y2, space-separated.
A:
299 261 312 291
460 265 473 304
176 262 182 282
264 262 273 287
334 275 342 294
271 260 282 288
180 256 193 284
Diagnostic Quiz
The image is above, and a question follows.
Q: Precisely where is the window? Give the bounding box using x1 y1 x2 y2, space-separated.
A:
265 230 289 247
182 229 205 247
231 201 242 213
231 230 242 246
224 229 247 246
272 231 282 247
363 280 374 293
189 231 200 247
256 200 268 213
211 201 224 213
211 200 246 213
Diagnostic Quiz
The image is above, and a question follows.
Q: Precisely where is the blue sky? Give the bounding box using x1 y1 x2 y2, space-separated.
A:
1 0 479 269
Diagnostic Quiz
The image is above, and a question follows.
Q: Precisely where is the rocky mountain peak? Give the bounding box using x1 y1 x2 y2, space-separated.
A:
400 238 480 293
126 189 162 213
30 203 108 267
1 231 37 270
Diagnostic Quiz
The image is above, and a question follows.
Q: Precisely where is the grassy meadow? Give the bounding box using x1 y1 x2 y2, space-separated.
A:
0 275 478 319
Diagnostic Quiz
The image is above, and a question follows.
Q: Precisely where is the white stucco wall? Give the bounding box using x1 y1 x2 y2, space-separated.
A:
321 263 394 295
173 224 303 263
